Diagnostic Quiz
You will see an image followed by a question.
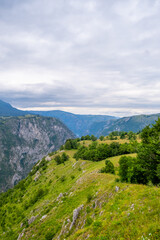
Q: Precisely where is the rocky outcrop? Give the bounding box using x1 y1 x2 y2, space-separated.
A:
70 205 84 230
0 115 75 192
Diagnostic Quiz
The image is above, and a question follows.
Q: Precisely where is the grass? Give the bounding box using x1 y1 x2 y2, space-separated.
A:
0 139 159 240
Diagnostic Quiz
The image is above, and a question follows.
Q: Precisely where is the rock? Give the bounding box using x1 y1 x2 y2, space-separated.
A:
115 186 120 192
58 219 71 239
70 205 84 230
0 116 75 192
28 215 38 225
20 222 23 228
45 156 51 161
34 171 41 181
17 232 24 240
40 215 47 221
17 228 25 240
57 193 63 201
81 162 86 166
72 162 77 168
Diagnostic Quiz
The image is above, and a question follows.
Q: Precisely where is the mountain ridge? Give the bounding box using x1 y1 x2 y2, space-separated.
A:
31 110 117 137
0 115 74 192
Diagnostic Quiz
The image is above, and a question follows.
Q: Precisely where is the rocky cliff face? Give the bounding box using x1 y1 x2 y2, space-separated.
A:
0 115 74 192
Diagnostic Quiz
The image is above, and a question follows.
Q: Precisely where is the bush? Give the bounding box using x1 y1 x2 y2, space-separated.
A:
45 230 55 240
60 175 66 182
30 188 46 205
100 160 115 174
87 193 93 202
85 217 93 226
64 139 79 150
54 153 69 165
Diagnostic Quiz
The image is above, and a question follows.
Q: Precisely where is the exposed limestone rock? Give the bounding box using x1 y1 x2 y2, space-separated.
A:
57 193 63 201
115 186 120 192
34 171 41 181
58 218 71 239
45 156 51 161
17 228 25 240
70 205 84 230
20 222 23 228
28 215 38 225
72 162 77 168
0 115 74 192
40 215 47 221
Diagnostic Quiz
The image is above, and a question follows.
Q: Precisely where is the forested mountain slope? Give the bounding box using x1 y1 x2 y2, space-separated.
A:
100 113 160 135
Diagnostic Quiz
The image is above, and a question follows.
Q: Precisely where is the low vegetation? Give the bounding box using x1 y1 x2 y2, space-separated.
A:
0 123 160 240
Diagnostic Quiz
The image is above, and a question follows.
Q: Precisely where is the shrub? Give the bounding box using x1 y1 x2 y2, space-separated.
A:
99 136 104 141
54 153 69 165
100 160 115 174
85 217 93 226
87 193 93 202
30 188 46 205
54 155 62 165
45 230 55 240
60 175 66 182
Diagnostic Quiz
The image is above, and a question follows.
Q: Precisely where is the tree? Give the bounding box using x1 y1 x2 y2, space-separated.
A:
64 140 72 150
54 155 61 165
120 131 126 139
119 118 160 185
99 136 104 141
100 159 115 174
91 135 97 141
137 119 160 184
61 153 69 163
128 131 136 140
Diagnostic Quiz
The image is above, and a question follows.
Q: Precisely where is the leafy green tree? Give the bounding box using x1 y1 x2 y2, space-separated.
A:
119 118 160 185
101 160 115 174
54 155 62 165
91 135 97 141
120 131 126 139
64 140 72 150
61 153 69 163
119 156 135 182
85 135 91 140
128 131 136 140
99 135 104 141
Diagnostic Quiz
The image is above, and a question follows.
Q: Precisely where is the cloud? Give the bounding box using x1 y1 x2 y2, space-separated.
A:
0 0 160 116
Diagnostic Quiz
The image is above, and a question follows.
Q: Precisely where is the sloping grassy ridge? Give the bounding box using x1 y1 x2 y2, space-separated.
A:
0 142 160 240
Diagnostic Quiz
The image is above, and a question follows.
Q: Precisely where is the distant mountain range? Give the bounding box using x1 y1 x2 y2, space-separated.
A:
0 99 117 136
100 113 160 136
0 99 28 116
0 99 160 137
31 110 117 137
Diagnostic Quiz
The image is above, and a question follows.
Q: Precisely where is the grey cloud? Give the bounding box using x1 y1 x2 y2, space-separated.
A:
0 0 160 116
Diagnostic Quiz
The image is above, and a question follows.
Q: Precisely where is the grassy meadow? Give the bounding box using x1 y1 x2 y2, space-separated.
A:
0 138 159 240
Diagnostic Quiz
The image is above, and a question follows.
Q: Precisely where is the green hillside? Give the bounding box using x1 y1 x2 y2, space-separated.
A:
0 138 159 240
101 113 160 136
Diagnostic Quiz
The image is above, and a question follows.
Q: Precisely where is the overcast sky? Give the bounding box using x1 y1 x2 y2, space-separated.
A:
0 0 160 116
